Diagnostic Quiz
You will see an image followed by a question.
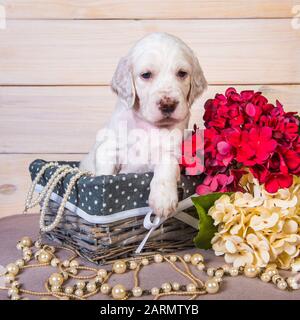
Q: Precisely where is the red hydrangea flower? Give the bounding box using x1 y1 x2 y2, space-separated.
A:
181 88 300 194
234 127 277 166
264 173 294 193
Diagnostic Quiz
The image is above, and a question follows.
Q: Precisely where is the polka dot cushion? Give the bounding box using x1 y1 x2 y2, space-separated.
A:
29 159 202 218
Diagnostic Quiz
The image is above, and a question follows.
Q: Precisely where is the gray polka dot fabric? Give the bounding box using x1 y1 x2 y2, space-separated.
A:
29 159 203 217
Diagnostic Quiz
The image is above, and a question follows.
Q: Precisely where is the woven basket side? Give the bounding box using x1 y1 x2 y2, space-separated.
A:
42 200 196 264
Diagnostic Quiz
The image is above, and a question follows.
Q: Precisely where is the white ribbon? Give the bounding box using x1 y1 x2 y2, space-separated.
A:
135 193 198 254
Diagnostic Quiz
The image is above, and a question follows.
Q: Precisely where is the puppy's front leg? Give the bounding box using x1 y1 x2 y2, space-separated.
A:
149 156 180 218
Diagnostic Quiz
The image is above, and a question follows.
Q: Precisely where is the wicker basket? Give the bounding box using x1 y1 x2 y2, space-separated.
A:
27 160 201 264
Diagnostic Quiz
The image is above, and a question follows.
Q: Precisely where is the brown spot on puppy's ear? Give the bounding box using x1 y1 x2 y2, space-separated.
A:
133 94 140 111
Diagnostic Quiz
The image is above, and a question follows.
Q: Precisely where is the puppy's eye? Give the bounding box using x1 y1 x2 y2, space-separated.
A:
140 72 152 80
177 70 188 79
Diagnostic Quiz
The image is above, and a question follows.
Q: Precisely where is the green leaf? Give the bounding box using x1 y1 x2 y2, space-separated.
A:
192 192 232 250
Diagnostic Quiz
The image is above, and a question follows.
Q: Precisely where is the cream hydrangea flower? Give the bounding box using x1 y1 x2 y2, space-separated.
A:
209 175 300 269
246 233 270 266
208 195 237 226
211 234 254 268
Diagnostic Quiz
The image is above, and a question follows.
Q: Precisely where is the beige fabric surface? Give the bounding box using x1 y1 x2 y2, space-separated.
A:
0 214 299 300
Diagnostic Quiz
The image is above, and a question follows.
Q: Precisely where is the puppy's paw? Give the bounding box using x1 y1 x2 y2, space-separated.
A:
148 180 178 218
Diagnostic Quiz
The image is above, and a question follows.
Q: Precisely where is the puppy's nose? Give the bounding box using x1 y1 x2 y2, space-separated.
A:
159 97 178 115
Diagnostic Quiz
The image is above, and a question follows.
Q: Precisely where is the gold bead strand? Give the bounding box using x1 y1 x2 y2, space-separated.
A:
176 255 206 289
163 257 201 300
62 265 98 281
164 256 199 289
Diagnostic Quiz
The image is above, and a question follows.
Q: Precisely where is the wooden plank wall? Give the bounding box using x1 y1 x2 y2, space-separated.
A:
0 1 300 218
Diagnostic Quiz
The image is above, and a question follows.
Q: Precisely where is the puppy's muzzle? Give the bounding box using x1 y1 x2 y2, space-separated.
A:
158 96 179 116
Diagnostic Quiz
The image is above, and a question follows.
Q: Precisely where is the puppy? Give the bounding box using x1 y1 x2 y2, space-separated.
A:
80 32 207 217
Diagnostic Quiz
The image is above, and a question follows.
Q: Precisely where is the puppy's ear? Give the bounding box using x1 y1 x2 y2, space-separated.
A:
111 56 136 108
188 52 207 106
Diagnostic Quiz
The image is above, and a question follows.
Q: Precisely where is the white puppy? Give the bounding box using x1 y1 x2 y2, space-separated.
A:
80 32 207 217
